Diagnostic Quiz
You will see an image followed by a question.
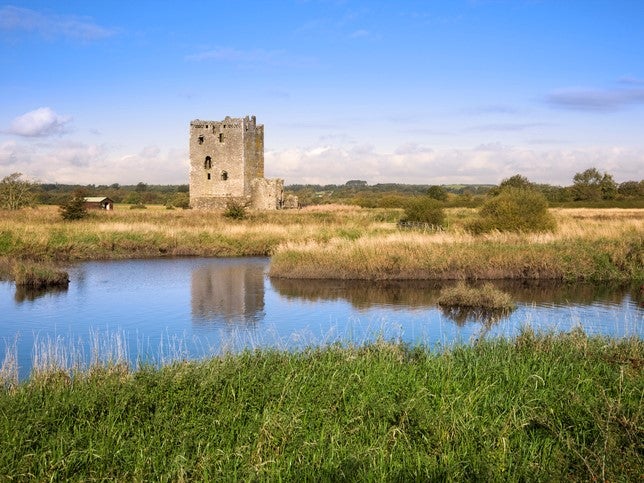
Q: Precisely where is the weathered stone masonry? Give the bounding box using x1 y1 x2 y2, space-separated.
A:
189 115 288 210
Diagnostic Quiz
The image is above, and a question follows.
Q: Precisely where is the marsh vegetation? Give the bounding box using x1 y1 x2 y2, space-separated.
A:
0 205 641 282
1 330 641 481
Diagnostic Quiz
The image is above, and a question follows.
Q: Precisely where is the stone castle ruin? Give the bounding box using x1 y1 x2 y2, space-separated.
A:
189 115 295 210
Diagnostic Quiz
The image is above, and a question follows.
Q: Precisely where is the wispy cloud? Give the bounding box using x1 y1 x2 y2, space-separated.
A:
349 29 370 38
0 5 116 41
465 122 550 132
545 86 644 112
186 47 316 68
7 107 72 137
618 76 644 86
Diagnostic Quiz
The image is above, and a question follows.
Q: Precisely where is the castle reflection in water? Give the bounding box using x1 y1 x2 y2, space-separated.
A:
191 259 266 325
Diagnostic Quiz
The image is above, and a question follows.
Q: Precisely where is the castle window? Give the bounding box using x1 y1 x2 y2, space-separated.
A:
198 135 204 144
221 171 228 181
204 156 212 169
218 133 224 143
207 173 211 180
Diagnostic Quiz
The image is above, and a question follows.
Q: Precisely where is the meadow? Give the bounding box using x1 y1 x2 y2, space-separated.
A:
1 205 642 480
0 204 641 282
1 330 641 481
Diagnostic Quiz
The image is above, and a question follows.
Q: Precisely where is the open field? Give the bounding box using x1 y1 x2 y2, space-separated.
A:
0 330 641 481
0 205 642 281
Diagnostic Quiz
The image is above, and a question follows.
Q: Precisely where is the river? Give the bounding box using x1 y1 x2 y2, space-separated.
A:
1 257 641 380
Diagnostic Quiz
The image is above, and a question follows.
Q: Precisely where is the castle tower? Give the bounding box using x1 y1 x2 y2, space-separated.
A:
190 115 277 209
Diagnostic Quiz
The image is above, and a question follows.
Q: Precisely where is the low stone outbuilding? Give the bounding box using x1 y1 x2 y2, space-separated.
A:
83 197 114 210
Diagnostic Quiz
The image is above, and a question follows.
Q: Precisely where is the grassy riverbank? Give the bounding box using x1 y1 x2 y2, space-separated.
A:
1 330 641 481
0 205 642 281
270 207 643 281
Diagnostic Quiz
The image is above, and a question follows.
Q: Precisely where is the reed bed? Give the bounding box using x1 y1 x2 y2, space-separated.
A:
0 329 641 481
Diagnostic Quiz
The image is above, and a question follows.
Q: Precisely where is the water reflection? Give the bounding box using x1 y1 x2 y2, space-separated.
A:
191 260 265 325
270 278 639 310
438 306 514 327
14 284 68 303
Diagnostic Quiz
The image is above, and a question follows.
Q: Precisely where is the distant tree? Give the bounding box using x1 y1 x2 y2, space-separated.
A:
599 173 618 200
123 192 141 204
60 190 88 220
426 185 448 201
618 180 644 198
176 184 189 193
571 168 603 201
135 182 148 192
0 172 37 210
110 183 120 189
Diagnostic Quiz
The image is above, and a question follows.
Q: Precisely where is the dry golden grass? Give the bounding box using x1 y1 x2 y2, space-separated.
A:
0 205 642 281
269 207 643 281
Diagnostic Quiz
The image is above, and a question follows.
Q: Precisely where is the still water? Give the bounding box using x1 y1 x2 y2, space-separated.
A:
1 257 642 379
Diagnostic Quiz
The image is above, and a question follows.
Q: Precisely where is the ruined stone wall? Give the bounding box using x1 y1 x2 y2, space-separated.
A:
250 178 284 210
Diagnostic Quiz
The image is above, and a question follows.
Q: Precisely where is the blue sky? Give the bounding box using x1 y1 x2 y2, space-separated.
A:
1 1 643 186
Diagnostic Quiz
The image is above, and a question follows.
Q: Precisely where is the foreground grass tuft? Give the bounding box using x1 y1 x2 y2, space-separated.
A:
1 331 642 481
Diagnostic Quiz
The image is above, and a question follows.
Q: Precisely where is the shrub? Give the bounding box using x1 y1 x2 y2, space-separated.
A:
399 197 445 227
170 192 190 209
129 203 147 210
223 200 247 220
467 188 556 234
426 185 448 201
59 190 88 221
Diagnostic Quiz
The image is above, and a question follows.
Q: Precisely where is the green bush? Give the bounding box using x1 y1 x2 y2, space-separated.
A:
223 200 247 220
399 197 445 227
467 188 556 234
59 191 88 221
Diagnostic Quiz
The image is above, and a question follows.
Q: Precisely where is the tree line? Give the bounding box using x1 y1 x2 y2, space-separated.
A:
0 167 642 212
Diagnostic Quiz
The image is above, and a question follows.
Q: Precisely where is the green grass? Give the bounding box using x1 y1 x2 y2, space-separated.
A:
1 330 641 481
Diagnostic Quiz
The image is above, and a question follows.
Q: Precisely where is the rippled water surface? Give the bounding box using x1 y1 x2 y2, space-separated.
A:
1 257 641 379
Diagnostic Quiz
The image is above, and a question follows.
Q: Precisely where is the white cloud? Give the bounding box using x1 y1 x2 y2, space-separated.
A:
8 107 71 137
266 144 644 186
0 138 188 184
0 5 116 41
139 145 161 158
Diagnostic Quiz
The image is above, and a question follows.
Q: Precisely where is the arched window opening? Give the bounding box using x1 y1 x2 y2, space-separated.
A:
198 135 204 144
204 156 212 169
221 171 228 181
